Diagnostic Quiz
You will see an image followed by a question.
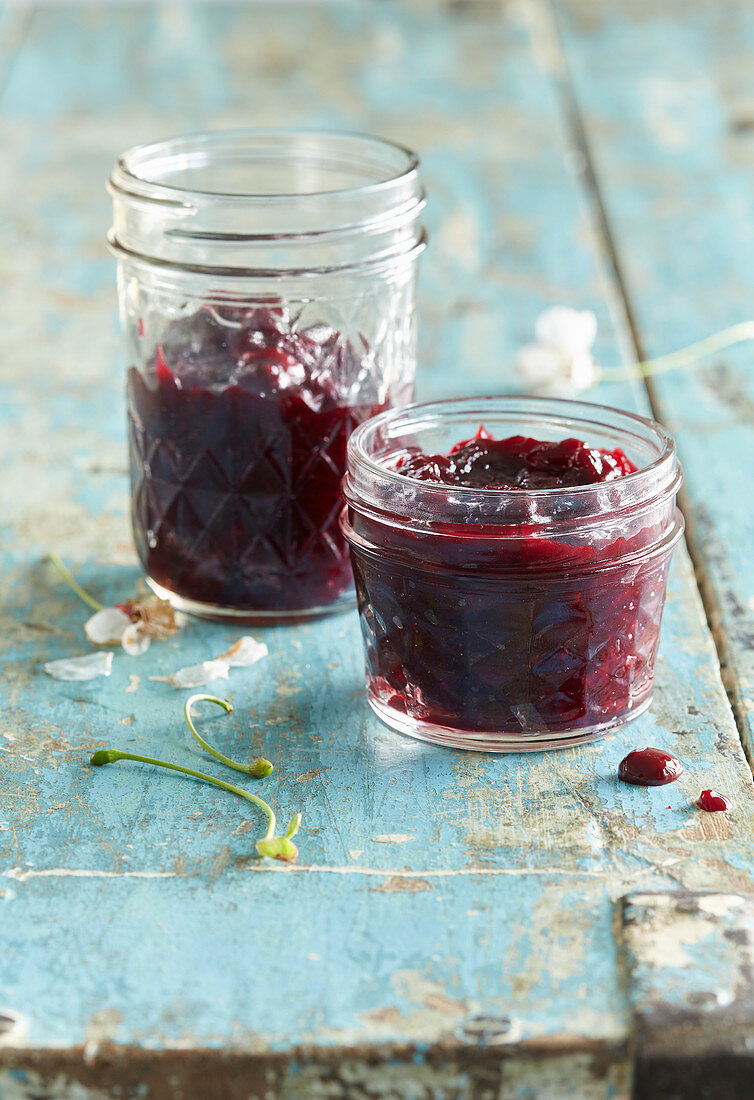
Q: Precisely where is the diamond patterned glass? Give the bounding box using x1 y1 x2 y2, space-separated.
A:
111 132 424 618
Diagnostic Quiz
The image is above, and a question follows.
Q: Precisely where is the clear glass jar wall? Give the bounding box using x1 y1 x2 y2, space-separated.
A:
109 131 425 620
341 396 684 752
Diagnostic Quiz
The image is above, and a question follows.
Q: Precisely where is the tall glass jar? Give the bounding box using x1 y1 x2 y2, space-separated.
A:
342 396 684 752
108 131 425 620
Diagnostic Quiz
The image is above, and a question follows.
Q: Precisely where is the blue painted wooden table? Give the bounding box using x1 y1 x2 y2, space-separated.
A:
2 3 754 1097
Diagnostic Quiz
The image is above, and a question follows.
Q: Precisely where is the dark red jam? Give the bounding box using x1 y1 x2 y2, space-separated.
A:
618 747 684 786
697 789 732 812
347 429 675 737
397 426 636 489
128 306 383 613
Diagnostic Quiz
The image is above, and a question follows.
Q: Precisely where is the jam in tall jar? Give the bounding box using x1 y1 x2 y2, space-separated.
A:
109 131 425 619
341 397 683 752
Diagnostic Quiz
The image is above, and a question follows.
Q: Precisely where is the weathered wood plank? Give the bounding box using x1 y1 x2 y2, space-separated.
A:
0 3 752 1096
622 891 754 1098
557 0 754 762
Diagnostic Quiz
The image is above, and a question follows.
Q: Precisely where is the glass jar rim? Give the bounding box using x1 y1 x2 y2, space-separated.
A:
110 128 421 205
344 394 681 530
109 129 426 276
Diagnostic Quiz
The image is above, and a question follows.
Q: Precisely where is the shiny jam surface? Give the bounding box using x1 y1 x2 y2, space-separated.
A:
697 789 732 812
397 426 636 489
129 306 382 613
618 747 684 786
350 429 672 736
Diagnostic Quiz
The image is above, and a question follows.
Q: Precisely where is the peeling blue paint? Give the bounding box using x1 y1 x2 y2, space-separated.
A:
1 2 752 1094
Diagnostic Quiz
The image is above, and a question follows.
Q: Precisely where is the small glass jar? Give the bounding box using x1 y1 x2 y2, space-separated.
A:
341 396 684 752
108 131 425 620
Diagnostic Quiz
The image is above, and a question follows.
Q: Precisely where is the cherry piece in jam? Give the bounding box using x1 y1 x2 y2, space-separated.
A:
618 747 684 786
697 789 732 812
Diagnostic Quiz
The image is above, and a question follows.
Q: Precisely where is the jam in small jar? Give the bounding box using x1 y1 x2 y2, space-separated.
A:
341 396 684 751
109 131 425 619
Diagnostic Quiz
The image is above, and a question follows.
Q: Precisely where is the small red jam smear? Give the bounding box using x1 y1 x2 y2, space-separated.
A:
618 747 684 786
129 305 383 613
697 789 732 812
397 426 636 489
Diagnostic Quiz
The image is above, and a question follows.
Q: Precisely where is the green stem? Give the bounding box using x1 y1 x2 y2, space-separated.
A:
599 321 754 381
90 749 275 839
48 554 104 612
184 694 273 777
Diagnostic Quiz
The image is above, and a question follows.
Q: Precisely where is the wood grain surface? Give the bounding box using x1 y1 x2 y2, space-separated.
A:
1 2 753 1097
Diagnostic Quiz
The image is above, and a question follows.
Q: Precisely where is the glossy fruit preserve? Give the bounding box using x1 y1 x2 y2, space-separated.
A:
397 426 636 488
342 397 684 752
697 789 731 812
129 306 383 615
618 747 684 786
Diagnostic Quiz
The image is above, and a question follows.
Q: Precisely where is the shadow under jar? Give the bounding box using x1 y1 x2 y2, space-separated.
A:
109 130 425 620
341 396 684 752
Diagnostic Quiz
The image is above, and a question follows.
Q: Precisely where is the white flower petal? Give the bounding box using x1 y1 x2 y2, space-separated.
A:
535 306 597 355
122 623 151 656
515 343 568 387
536 362 597 397
84 607 131 646
529 376 575 398
164 660 231 689
44 652 114 681
568 353 599 392
218 635 268 668
151 635 267 689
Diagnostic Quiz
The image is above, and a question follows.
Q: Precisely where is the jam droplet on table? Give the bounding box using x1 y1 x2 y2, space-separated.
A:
697 789 732 812
618 747 684 786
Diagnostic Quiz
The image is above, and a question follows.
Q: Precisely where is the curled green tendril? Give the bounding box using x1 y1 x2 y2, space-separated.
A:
90 749 282 851
184 694 273 777
599 321 754 382
48 554 104 612
256 812 302 862
90 710 299 860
